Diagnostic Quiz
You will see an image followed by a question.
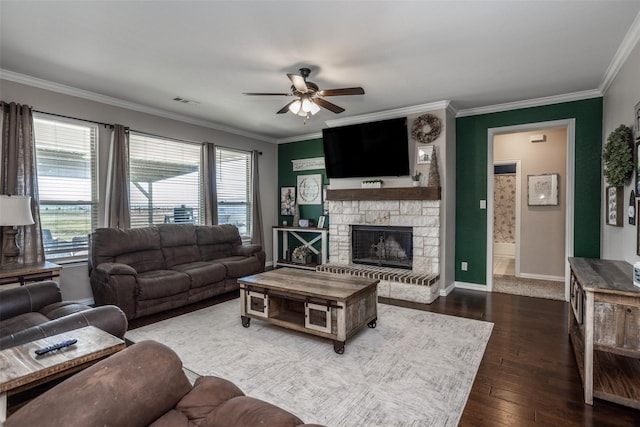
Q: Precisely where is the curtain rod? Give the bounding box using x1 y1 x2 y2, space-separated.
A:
33 110 114 129
29 110 262 155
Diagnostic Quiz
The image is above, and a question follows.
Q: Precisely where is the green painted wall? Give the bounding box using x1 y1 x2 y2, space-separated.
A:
455 98 603 285
277 138 328 257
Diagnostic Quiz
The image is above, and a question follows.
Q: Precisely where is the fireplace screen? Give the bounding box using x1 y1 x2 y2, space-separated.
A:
351 225 413 270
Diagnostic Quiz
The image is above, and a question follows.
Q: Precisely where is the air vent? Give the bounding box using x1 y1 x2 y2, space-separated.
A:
172 97 200 105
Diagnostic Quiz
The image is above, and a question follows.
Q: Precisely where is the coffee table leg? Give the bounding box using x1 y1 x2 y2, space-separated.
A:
1 391 6 423
241 315 251 328
333 340 345 354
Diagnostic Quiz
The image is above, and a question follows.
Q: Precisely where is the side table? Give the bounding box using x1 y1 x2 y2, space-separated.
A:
0 262 62 287
0 325 125 421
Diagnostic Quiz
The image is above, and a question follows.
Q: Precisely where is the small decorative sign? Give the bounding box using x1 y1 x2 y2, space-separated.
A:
292 157 325 171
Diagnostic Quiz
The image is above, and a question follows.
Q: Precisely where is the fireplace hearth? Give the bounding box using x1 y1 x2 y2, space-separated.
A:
352 225 413 270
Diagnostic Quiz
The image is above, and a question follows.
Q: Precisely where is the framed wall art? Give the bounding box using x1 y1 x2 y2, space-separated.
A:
280 187 296 215
527 173 559 206
606 186 623 227
637 198 640 255
417 145 434 165
297 174 322 205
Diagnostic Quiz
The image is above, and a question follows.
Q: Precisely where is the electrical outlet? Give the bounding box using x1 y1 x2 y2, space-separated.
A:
461 262 468 271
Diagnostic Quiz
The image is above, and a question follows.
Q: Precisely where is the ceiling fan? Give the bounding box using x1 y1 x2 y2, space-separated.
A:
244 68 365 122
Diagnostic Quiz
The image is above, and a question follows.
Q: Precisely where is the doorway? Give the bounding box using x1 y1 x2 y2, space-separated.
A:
487 120 575 301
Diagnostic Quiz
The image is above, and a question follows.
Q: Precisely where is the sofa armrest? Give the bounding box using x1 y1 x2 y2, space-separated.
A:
0 280 61 321
0 305 128 350
96 262 137 276
90 263 138 320
232 244 262 257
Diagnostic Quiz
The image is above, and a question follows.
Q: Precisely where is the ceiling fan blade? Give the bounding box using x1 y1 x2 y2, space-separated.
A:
318 87 365 96
314 98 345 114
277 100 297 114
287 73 309 93
243 92 292 96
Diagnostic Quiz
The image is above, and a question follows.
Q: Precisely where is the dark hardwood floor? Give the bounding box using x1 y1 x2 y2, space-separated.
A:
384 290 639 427
128 288 640 426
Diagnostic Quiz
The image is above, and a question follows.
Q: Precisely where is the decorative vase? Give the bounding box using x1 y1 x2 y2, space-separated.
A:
428 147 440 187
412 180 420 187
293 204 300 227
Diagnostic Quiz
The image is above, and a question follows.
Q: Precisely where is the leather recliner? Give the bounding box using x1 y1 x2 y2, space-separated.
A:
6 340 325 427
0 280 127 350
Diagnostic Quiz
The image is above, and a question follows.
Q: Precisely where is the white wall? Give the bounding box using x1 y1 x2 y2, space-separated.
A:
602 40 640 264
494 128 567 279
1 79 278 302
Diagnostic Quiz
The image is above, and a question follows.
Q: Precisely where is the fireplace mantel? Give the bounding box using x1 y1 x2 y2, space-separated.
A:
326 186 441 201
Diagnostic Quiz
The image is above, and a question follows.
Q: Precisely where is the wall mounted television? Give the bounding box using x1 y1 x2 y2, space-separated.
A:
322 117 410 179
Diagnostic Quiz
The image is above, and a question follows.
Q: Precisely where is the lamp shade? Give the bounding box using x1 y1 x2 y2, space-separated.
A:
0 195 35 226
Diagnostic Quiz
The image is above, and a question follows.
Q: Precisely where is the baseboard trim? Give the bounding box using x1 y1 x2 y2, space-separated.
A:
518 273 564 282
440 282 456 296
454 281 489 292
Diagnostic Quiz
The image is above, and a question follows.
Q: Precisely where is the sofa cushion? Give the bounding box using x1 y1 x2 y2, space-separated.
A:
137 270 191 300
196 224 241 261
171 262 227 288
39 302 92 319
91 227 164 273
216 256 262 278
0 312 49 336
158 224 202 267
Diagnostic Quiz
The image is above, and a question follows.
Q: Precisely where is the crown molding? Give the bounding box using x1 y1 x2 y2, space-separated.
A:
456 89 602 118
599 10 640 94
276 132 323 144
325 100 451 128
0 69 277 144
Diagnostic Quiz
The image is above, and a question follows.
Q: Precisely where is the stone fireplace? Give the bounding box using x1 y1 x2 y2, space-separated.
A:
352 225 413 270
317 187 441 304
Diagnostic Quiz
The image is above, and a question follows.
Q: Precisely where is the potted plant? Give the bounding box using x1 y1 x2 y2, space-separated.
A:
603 124 634 187
411 171 422 187
292 245 312 264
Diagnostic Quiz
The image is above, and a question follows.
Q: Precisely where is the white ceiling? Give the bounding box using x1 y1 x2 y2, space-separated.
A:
1 1 640 143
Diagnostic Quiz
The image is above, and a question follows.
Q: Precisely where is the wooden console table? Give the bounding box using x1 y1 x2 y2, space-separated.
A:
0 262 62 287
568 257 640 409
272 226 328 270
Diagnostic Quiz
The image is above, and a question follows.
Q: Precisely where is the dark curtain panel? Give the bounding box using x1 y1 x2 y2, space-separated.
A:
201 143 218 225
104 124 131 228
251 150 263 246
0 101 45 264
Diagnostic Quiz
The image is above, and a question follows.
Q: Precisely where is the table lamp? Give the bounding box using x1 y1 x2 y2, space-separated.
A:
0 195 35 265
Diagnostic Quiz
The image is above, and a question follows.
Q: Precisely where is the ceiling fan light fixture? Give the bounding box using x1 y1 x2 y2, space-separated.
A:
301 98 313 113
309 101 321 115
288 99 302 115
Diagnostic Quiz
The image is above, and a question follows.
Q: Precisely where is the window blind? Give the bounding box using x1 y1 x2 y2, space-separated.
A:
33 116 98 260
216 147 252 238
129 133 202 227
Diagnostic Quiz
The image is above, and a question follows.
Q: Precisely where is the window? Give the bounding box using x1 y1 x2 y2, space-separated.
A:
33 116 98 261
216 147 252 239
129 133 202 227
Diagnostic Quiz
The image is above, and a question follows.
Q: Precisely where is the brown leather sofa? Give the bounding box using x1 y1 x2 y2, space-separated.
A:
89 223 266 320
0 280 127 350
6 340 324 427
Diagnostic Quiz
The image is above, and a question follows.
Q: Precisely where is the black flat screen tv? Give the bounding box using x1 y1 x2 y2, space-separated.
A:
322 117 410 179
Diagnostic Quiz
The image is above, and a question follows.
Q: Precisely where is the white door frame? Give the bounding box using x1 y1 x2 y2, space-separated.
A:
486 119 575 301
492 160 522 277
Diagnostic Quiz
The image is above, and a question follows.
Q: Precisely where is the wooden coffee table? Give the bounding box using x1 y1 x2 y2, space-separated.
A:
0 326 125 421
238 268 379 354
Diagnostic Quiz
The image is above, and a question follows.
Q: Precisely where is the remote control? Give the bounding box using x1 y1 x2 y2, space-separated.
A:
35 339 78 355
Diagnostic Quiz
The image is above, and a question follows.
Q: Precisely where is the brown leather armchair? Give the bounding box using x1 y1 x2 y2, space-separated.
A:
6 340 325 427
0 280 127 350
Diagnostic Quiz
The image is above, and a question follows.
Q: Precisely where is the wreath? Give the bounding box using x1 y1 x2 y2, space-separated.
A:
411 113 441 144
603 124 633 187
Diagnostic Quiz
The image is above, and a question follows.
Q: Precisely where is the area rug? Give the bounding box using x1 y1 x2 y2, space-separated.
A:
126 300 493 426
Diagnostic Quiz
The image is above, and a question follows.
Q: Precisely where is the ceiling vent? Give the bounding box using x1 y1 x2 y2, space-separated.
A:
172 97 200 105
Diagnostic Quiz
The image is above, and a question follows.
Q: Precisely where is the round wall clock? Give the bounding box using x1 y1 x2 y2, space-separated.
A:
297 174 321 205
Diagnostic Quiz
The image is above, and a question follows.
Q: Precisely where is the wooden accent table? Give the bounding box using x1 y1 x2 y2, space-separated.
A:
568 257 640 409
272 226 328 271
238 268 378 354
0 262 62 287
0 326 125 421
